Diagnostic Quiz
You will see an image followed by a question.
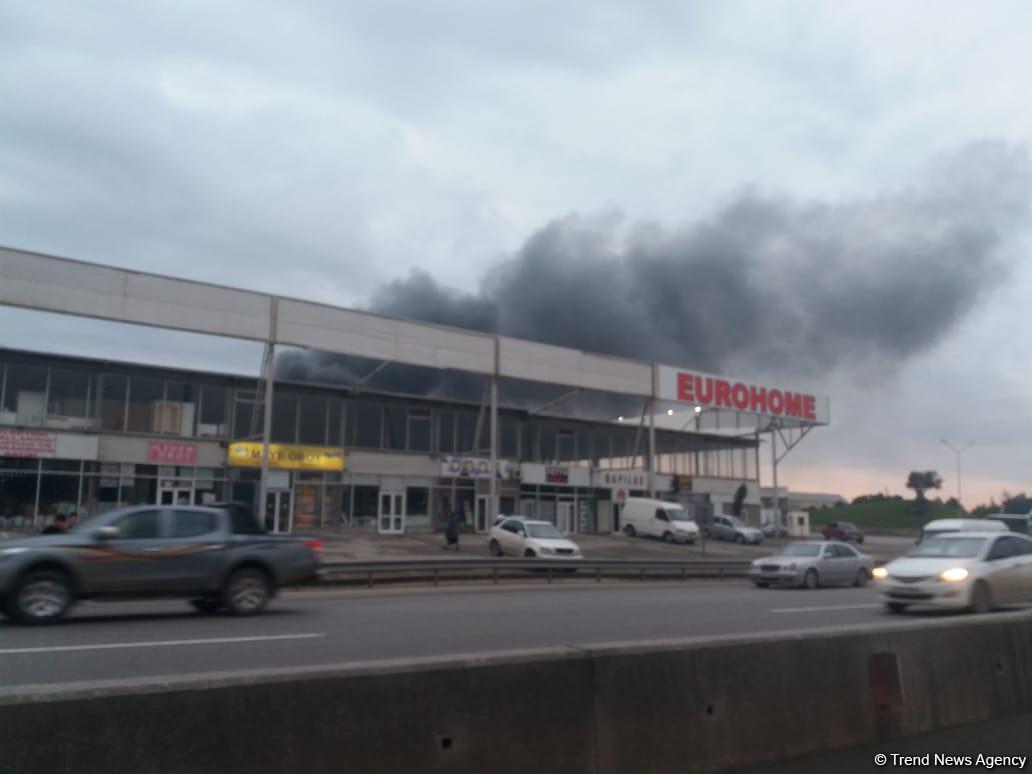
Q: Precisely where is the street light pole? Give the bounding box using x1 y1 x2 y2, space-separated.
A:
940 439 973 508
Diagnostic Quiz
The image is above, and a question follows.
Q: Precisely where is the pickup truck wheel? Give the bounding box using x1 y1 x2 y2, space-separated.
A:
190 598 222 615
489 540 503 557
11 569 73 625
222 568 271 616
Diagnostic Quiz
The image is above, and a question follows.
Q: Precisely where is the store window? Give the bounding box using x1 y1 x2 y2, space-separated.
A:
233 390 260 440
272 393 297 443
298 394 327 445
384 403 406 450
127 375 164 433
2 364 47 427
164 382 197 437
97 374 128 432
539 427 557 462
327 398 344 446
406 487 429 516
198 384 230 438
0 457 40 521
352 400 383 449
407 409 431 452
353 485 379 523
47 369 94 430
437 411 455 453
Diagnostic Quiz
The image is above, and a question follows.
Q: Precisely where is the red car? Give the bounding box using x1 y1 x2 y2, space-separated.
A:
821 521 865 543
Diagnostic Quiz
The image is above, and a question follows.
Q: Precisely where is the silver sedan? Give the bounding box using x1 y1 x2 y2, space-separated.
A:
749 541 875 589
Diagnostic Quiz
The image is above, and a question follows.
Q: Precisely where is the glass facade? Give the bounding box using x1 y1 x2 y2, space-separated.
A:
0 352 761 534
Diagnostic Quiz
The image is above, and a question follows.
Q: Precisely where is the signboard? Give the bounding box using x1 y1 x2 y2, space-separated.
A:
440 456 513 479
0 430 56 459
545 466 569 484
657 366 829 424
593 469 649 489
148 441 198 465
227 442 346 471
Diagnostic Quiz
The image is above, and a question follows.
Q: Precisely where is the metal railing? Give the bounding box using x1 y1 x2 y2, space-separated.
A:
317 557 751 587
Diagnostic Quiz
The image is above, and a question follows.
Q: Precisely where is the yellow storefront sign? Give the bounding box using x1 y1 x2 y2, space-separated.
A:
227 442 346 472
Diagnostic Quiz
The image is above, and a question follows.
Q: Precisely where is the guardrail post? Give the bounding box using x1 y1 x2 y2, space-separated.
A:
719 567 724 581
367 571 374 589
492 567 498 584
433 569 439 587
640 569 646 582
547 567 553 584
596 567 601 583
681 567 687 581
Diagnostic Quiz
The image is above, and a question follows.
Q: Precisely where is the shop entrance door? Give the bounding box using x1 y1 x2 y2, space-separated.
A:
378 491 405 534
265 490 293 533
159 487 193 506
557 501 575 534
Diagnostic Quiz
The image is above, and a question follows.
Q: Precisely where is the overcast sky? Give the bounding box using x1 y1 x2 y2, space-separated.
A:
1 1 1030 508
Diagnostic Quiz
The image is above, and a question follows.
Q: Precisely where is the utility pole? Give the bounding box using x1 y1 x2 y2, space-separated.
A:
941 439 973 508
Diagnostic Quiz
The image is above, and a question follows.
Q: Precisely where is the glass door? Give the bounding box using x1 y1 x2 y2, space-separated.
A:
265 490 293 533
557 501 575 534
378 491 405 534
159 487 193 506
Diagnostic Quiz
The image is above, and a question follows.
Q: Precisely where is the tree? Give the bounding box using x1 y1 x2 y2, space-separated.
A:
906 471 942 502
906 471 942 519
732 483 748 518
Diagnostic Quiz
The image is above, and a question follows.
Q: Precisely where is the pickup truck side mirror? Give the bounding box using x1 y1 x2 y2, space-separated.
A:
93 525 120 541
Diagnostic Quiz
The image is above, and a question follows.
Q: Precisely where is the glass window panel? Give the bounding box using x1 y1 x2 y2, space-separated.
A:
437 411 455 453
557 430 575 461
327 398 344 446
112 509 161 539
352 400 382 448
97 374 128 432
384 403 406 450
272 393 297 443
233 392 258 440
407 409 431 452
298 394 327 445
456 411 476 453
500 415 519 458
199 385 229 437
46 369 93 428
2 365 47 426
127 376 164 433
539 427 557 462
406 487 429 515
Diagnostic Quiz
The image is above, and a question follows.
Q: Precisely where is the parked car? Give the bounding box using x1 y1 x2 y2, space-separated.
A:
0 504 321 625
488 517 583 559
620 497 700 544
820 521 865 543
761 521 790 539
978 514 1030 535
873 532 1032 614
749 541 875 589
705 515 763 544
917 518 1008 544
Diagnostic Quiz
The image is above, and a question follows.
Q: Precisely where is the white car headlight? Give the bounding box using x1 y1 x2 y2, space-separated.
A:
872 567 888 580
940 567 969 582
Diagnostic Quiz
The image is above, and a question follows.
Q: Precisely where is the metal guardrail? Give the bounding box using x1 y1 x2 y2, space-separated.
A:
317 557 752 587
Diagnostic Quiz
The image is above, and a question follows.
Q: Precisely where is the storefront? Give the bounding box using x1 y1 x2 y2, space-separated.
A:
227 441 347 533
591 469 674 533
437 455 518 532
518 463 594 532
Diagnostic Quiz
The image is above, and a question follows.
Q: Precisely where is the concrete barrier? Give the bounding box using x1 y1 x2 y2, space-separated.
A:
2 611 1031 773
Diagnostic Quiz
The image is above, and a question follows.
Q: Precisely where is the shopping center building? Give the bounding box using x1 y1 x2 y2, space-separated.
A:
0 246 829 535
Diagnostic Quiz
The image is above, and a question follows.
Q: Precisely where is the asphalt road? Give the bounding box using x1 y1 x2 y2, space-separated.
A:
2 579 1014 691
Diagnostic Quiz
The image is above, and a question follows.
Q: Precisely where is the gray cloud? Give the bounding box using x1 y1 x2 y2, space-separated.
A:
283 141 1031 405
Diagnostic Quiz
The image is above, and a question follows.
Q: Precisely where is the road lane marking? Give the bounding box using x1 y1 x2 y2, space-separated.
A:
770 604 882 614
0 633 325 655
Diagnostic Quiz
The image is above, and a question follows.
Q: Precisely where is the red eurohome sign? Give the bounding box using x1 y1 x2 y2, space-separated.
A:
657 366 829 424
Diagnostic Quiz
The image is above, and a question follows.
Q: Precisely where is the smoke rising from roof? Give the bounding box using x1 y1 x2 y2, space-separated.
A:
278 141 1031 404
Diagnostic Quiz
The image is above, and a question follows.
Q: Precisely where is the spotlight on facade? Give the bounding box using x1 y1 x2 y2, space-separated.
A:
694 406 702 413
618 416 625 422
666 409 674 416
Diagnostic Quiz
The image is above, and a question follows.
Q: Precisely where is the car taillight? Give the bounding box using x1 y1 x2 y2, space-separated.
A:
303 539 324 562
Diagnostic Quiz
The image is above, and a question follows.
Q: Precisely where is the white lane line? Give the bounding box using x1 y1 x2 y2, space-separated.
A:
0 633 324 655
770 603 882 614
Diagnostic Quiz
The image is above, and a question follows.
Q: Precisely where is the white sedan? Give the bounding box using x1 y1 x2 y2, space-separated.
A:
488 517 583 559
873 532 1032 614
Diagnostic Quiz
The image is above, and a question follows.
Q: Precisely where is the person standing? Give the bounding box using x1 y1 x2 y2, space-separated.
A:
443 511 460 551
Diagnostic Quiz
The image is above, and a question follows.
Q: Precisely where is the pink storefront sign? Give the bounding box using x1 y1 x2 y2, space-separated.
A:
148 441 198 465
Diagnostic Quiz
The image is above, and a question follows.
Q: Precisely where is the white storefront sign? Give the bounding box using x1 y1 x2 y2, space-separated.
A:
520 464 592 487
440 455 514 479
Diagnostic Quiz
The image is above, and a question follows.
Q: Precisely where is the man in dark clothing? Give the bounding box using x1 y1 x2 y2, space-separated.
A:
42 515 67 535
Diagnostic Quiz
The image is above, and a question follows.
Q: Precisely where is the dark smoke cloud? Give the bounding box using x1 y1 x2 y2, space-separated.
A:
280 141 1032 407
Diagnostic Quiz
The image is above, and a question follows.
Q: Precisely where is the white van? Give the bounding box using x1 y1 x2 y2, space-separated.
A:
621 498 700 544
917 518 1008 543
